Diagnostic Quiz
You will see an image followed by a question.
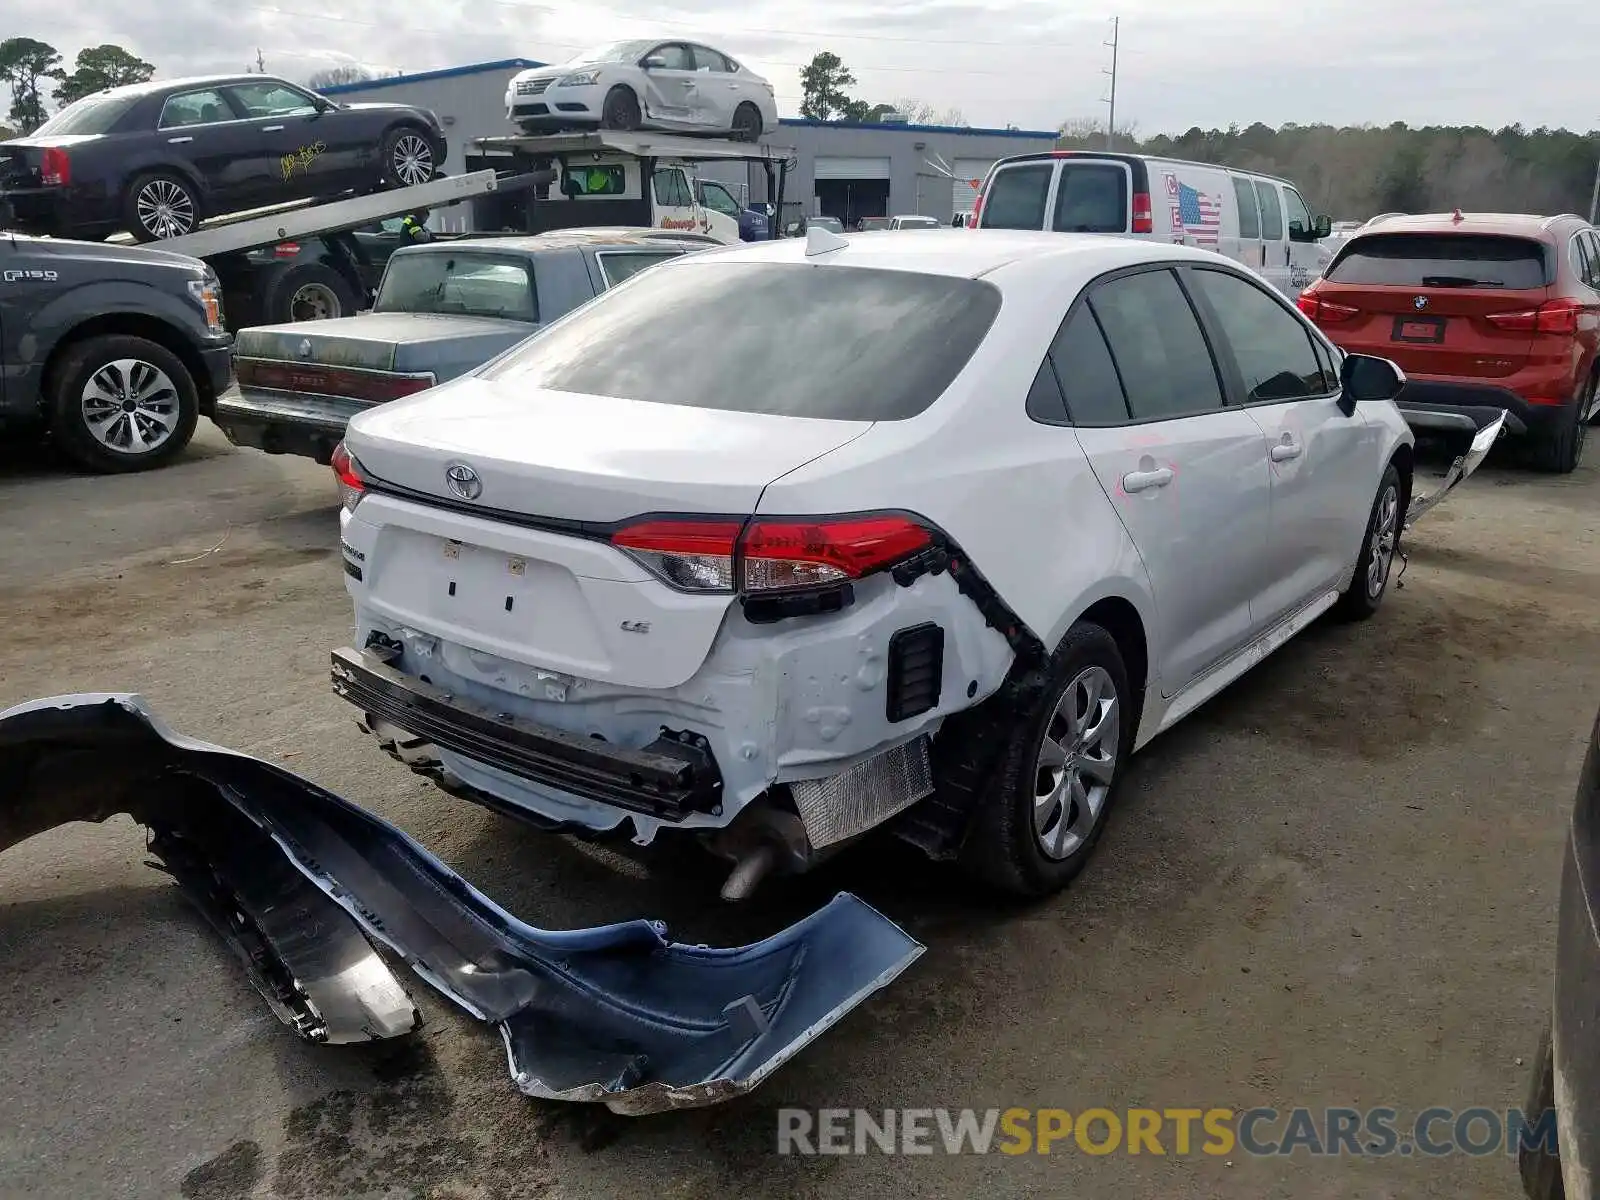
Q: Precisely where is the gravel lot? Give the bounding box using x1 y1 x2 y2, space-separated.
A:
1 425 1596 1200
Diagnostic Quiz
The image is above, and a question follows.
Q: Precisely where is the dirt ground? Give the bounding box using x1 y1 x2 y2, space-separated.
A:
1 424 1596 1200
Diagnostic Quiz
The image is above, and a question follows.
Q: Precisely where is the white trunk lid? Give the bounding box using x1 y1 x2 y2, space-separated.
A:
344 377 871 689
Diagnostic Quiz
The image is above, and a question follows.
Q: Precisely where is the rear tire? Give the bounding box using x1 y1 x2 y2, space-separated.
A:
600 86 641 131
263 261 359 324
47 334 199 473
958 622 1133 898
1531 381 1589 473
1518 1023 1563 1200
731 103 763 142
122 172 201 242
1335 463 1403 622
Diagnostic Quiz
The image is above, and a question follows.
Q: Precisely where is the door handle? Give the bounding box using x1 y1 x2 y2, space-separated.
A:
1122 466 1174 493
1270 439 1303 462
167 136 193 144
262 124 285 131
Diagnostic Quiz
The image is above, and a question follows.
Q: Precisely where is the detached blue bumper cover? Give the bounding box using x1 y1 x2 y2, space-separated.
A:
0 693 923 1115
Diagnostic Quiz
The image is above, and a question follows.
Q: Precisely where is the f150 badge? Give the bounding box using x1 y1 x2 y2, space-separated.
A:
2 269 58 282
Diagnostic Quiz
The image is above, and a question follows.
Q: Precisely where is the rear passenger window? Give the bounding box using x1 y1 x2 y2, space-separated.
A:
1047 307 1130 424
598 251 680 287
1190 268 1330 401
1051 165 1127 234
1232 177 1260 239
1254 180 1284 240
1025 359 1069 423
980 164 1052 230
1087 269 1224 420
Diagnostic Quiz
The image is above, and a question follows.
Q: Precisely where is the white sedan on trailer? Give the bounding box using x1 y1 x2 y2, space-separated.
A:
330 227 1424 901
505 41 778 142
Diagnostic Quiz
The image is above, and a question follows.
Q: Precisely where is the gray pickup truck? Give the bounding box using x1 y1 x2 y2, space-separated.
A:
214 228 712 464
1 230 234 472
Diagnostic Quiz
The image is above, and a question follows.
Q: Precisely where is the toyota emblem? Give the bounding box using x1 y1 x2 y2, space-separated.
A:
444 462 482 501
1413 295 1429 311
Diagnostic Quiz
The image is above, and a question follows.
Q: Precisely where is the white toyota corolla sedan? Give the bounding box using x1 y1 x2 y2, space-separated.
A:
329 229 1425 901
505 41 778 141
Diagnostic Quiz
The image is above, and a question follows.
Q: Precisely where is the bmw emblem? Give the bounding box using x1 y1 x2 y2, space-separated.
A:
1413 295 1429 311
444 462 483 501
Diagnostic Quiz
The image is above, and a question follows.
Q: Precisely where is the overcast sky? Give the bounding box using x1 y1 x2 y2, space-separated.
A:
10 0 1599 134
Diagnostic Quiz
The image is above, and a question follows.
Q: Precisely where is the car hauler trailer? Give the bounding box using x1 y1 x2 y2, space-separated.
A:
104 168 548 329
466 131 795 243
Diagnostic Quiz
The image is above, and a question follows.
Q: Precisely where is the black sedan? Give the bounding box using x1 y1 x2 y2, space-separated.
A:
0 74 445 243
1522 707 1600 1199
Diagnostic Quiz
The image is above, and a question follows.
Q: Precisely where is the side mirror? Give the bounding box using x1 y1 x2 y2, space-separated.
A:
1339 352 1406 413
1314 214 1332 238
642 55 666 70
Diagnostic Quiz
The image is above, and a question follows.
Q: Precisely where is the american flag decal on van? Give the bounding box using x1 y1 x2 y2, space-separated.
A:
1165 173 1222 246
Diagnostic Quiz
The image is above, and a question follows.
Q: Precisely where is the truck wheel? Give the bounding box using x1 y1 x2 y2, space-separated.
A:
48 334 199 473
379 126 438 189
731 103 763 142
265 261 360 323
958 622 1133 898
123 172 201 242
600 86 641 131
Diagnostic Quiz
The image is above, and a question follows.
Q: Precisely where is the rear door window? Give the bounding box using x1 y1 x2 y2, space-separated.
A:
159 90 231 129
1050 164 1128 233
475 261 1003 421
979 163 1052 230
1324 234 1551 289
1046 307 1131 424
1232 177 1260 239
1087 269 1225 420
1253 180 1284 240
597 250 682 286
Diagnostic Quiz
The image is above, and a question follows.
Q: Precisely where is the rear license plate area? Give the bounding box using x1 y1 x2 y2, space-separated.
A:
435 537 533 617
1391 315 1447 344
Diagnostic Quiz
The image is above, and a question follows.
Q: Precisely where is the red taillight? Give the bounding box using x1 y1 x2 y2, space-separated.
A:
610 515 933 595
1296 287 1359 324
331 441 365 510
273 242 301 258
1131 192 1153 234
970 187 985 227
235 358 436 403
1485 298 1579 336
40 146 70 187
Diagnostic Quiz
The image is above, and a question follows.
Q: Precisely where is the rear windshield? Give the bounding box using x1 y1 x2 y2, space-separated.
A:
1326 234 1551 289
375 252 538 322
979 163 1052 229
34 93 139 136
476 261 1002 421
1051 164 1128 233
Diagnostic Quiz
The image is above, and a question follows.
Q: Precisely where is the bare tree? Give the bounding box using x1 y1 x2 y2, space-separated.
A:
892 97 967 127
1057 114 1138 148
307 64 375 89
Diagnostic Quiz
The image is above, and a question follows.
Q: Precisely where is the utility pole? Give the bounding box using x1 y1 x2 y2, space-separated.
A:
1590 145 1600 224
254 48 266 74
1101 17 1120 151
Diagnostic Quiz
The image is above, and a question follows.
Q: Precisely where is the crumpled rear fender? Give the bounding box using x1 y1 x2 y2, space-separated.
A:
0 693 923 1115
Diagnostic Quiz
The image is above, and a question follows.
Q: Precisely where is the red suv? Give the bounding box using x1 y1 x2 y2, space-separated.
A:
1298 212 1600 472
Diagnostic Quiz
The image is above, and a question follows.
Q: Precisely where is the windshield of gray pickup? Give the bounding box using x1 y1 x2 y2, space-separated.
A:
374 251 539 322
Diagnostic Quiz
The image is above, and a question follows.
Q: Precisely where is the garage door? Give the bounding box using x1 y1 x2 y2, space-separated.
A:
814 156 892 181
951 158 995 213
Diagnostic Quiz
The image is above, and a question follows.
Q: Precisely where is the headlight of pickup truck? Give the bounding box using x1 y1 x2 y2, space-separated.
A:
187 277 225 334
556 71 601 87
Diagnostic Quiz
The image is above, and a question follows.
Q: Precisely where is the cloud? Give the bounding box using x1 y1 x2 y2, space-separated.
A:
7 0 1600 134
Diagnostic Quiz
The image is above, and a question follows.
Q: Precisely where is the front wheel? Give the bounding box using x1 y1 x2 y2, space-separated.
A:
959 622 1133 897
379 126 438 189
1335 463 1403 621
123 172 201 242
600 86 641 131
47 334 199 473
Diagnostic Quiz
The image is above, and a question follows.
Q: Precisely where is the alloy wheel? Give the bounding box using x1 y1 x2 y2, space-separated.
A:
1033 665 1121 860
1366 484 1398 599
136 180 195 238
80 359 181 454
392 134 434 187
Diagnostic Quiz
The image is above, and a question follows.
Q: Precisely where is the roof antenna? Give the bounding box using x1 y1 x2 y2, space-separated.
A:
805 224 849 256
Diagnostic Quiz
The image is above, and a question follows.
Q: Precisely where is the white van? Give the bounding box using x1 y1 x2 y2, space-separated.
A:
970 151 1331 299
